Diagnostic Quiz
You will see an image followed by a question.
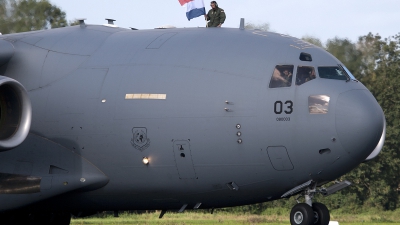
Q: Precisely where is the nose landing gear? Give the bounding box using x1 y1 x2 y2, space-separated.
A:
285 180 351 225
290 187 330 225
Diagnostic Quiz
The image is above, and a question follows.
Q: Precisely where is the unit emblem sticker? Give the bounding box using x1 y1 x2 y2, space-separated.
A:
131 127 150 151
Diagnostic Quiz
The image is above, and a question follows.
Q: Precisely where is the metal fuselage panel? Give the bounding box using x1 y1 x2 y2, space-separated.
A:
0 26 383 211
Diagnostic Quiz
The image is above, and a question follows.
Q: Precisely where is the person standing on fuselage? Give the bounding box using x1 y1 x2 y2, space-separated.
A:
205 1 226 27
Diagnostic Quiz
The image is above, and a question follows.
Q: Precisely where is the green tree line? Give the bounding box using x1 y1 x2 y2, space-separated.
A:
2 0 400 213
0 0 67 34
333 33 400 210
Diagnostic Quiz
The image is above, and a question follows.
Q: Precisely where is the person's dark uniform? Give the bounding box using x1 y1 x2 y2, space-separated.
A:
206 1 226 27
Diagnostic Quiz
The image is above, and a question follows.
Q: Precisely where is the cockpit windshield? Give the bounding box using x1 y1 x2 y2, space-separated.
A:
318 66 348 80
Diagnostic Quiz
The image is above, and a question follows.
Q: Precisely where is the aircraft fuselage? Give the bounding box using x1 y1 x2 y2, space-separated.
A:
0 25 384 214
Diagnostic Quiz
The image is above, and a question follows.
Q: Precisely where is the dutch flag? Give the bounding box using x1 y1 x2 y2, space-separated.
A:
179 0 206 21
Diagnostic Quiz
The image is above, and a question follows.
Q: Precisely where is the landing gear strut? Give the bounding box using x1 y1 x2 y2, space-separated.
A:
290 187 330 225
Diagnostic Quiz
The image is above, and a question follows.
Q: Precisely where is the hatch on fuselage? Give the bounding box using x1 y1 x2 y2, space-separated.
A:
173 140 197 179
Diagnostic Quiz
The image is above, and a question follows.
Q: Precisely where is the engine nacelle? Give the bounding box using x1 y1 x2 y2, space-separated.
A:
0 39 14 67
0 76 31 150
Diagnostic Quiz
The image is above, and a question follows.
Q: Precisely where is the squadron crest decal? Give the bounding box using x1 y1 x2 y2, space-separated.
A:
131 127 150 151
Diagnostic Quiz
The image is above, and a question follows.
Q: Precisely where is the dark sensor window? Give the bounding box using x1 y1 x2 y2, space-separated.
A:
299 52 312 62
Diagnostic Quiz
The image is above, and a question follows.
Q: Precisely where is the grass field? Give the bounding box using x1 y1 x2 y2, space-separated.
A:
70 209 400 225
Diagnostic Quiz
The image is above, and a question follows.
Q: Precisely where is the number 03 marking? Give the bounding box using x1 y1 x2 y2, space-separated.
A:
274 100 293 114
284 100 293 114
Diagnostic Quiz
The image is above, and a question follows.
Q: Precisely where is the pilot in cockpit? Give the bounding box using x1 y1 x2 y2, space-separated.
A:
282 69 291 77
271 69 292 87
269 65 294 88
307 69 316 82
296 67 315 86
281 69 292 86
296 73 307 86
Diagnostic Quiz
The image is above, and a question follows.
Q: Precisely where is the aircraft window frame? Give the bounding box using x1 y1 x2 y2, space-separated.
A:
339 64 357 81
269 65 294 88
317 66 348 81
295 66 316 86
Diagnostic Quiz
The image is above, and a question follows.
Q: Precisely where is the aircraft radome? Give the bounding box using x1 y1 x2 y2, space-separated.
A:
0 19 385 225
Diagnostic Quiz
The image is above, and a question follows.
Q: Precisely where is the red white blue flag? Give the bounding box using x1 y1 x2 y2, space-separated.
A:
179 0 206 21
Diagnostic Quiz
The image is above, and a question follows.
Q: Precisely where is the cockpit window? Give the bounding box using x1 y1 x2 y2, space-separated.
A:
296 66 316 86
318 66 347 80
269 65 294 88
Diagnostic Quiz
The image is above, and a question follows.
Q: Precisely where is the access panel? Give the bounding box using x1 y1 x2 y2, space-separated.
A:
267 146 294 171
173 140 197 179
146 33 177 49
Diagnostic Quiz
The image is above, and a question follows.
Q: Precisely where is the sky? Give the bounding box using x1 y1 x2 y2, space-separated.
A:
50 0 400 44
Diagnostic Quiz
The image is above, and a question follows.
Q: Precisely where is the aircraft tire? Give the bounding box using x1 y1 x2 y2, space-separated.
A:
290 203 314 225
312 203 330 225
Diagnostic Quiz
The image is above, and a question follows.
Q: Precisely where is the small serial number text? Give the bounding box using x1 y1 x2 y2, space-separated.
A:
276 117 291 122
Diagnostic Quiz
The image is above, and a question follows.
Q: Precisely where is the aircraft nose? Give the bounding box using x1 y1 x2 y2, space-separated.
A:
335 90 384 160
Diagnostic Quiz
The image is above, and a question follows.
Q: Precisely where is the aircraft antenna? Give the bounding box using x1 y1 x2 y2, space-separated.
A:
77 18 87 28
240 18 245 30
106 18 116 25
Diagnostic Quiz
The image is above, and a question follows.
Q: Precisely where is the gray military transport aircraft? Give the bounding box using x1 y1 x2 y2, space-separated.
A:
0 18 385 225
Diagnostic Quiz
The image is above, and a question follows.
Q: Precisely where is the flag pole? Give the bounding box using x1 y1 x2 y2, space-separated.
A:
203 0 208 27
